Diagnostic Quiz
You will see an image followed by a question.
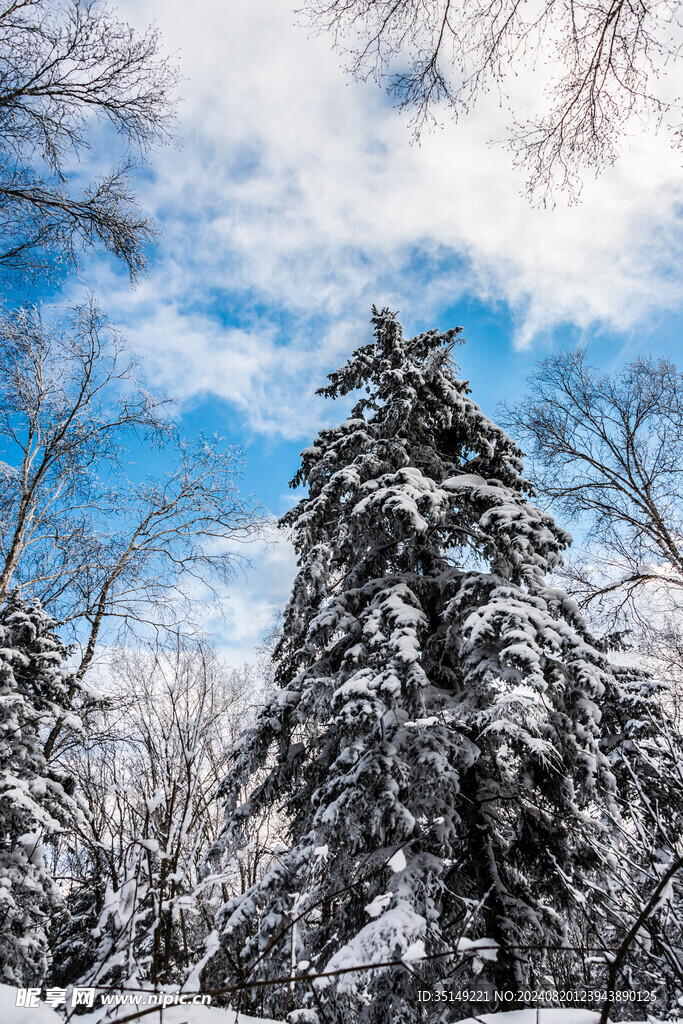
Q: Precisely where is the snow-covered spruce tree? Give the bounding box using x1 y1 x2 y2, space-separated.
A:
0 593 83 985
210 309 644 1021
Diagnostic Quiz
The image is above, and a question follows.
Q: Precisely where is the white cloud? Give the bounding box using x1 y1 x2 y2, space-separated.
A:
95 0 683 434
70 0 683 659
92 289 360 438
204 526 298 666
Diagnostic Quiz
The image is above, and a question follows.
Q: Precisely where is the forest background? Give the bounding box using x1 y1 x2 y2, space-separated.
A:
3 0 683 1019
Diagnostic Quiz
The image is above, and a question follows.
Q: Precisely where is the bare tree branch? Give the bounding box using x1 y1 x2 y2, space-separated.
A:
299 0 683 200
0 0 177 280
0 295 264 755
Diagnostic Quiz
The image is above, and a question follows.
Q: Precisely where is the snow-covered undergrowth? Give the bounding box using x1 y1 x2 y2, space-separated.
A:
0 987 657 1024
0 985 278 1024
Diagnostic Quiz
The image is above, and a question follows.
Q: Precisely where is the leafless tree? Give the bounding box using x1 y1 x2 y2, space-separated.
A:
503 350 683 608
300 0 683 200
0 0 177 281
0 295 263 755
51 642 279 995
503 349 683 709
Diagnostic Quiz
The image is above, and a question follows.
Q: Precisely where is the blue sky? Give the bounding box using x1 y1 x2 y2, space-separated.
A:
59 0 683 663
